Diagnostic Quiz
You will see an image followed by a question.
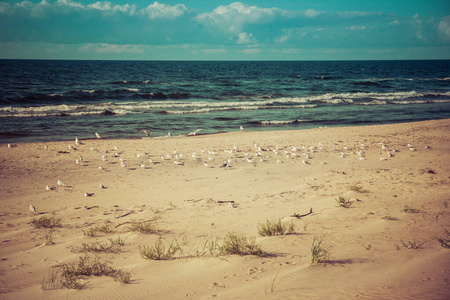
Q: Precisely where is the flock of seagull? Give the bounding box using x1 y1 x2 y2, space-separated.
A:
5 130 426 215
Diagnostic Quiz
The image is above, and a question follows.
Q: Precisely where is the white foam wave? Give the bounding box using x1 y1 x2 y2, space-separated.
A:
259 119 304 125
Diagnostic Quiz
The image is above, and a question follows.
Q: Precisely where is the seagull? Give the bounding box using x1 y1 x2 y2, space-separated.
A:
7 144 16 148
221 161 228 168
174 160 183 165
277 159 283 163
98 166 104 170
204 162 208 167
167 132 172 137
99 184 106 189
90 146 96 151
29 204 36 213
302 160 310 165
140 129 152 137
240 126 244 131
84 192 94 197
113 145 119 151
120 161 127 168
102 155 108 161
139 162 145 168
75 136 84 145
57 180 65 186
246 157 253 163
44 144 48 150
187 129 202 136
68 145 76 150
95 132 102 139
75 159 81 165
46 185 56 191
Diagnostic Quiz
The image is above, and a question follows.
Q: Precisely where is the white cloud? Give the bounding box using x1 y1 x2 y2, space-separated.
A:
438 16 450 42
79 43 144 53
236 32 256 44
241 48 261 54
143 1 189 20
346 25 366 30
196 2 282 33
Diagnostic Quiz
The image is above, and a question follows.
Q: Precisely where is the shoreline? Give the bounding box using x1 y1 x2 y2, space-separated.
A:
1 118 449 299
3 118 450 145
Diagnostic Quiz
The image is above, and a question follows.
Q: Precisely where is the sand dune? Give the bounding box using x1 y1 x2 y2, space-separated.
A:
0 119 449 299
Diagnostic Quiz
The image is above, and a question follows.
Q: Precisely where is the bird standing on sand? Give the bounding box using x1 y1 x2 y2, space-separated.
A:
57 180 65 186
240 126 244 131
140 130 152 137
30 204 36 213
95 133 102 139
85 192 94 197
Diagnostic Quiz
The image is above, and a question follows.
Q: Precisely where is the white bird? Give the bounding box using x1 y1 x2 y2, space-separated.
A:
114 145 119 151
95 133 102 139
79 156 83 161
409 147 416 151
174 160 183 165
75 159 81 165
29 204 36 213
90 146 96 151
68 145 75 150
204 162 208 167
7 144 15 148
99 184 106 189
102 155 108 161
44 144 48 150
148 158 153 163
167 132 172 137
85 192 94 197
276 159 283 163
140 163 145 168
187 129 202 136
57 180 65 186
46 185 56 191
302 160 310 165
380 157 387 161
98 166 104 170
240 126 244 131
221 161 228 168
246 157 253 163
75 136 84 145
120 161 127 168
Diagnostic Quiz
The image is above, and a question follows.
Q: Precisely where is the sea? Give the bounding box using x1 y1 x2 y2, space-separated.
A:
0 59 449 144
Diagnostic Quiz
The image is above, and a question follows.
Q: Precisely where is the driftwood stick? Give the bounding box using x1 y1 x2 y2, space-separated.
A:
292 208 313 219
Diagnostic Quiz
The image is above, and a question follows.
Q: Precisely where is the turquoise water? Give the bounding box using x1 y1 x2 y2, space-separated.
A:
0 60 449 143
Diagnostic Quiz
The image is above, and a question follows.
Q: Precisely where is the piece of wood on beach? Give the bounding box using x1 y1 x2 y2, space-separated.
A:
292 208 313 219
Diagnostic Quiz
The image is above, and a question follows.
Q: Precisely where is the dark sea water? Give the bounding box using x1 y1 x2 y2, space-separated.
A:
0 59 449 144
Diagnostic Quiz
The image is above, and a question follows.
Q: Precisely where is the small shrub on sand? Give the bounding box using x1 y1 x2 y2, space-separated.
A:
436 229 450 249
32 216 62 229
41 269 62 290
400 239 427 249
257 219 295 237
311 234 332 264
348 184 369 193
402 205 422 213
382 215 399 221
59 255 131 289
139 237 179 260
128 220 159 234
335 194 353 208
71 240 123 254
83 224 115 237
220 232 266 257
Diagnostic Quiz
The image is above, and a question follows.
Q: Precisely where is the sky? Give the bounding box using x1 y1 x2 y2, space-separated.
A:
0 0 449 60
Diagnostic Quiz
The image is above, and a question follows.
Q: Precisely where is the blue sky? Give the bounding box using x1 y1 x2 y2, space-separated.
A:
0 0 449 60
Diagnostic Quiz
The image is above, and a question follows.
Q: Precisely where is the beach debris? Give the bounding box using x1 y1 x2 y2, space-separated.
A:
99 184 106 188
84 192 94 197
292 208 313 219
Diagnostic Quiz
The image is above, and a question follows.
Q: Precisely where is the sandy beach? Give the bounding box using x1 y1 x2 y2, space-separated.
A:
0 119 449 299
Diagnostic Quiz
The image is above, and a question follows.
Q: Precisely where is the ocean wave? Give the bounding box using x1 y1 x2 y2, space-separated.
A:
259 119 306 125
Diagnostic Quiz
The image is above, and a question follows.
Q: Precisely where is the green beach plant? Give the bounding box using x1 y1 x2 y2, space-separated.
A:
310 234 332 264
335 194 353 208
139 237 179 260
257 219 295 237
220 232 266 257
32 216 62 229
